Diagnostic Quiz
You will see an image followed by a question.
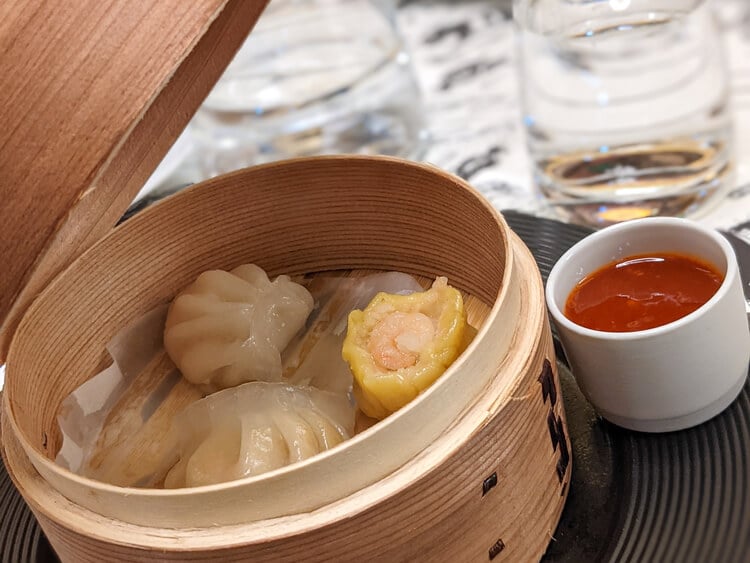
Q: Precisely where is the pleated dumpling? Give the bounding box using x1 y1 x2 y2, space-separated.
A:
164 382 355 488
164 264 314 392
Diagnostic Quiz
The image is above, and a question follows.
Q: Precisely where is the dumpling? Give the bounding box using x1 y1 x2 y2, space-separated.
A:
164 382 355 488
342 277 474 420
164 264 314 392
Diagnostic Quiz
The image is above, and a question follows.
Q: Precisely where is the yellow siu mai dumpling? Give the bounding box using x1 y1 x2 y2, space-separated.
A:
164 382 355 488
164 264 314 393
342 277 473 420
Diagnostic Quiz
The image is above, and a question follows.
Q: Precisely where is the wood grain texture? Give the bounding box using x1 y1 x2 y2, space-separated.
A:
0 0 269 360
1 157 570 561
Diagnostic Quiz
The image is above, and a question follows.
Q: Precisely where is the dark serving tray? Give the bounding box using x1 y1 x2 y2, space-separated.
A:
506 211 750 563
1 210 748 562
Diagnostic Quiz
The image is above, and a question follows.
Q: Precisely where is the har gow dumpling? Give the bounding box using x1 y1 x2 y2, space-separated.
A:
164 264 314 392
164 382 355 488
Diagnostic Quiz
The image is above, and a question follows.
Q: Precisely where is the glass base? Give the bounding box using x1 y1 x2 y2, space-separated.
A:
534 139 733 228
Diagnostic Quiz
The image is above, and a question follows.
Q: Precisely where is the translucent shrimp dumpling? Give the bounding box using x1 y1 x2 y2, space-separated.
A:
164 382 355 488
342 277 474 420
164 264 314 392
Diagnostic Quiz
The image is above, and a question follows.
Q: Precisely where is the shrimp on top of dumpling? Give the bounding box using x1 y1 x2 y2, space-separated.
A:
342 277 474 420
164 264 314 393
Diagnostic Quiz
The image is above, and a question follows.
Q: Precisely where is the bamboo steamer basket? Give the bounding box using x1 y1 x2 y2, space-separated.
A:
3 156 572 561
0 3 571 562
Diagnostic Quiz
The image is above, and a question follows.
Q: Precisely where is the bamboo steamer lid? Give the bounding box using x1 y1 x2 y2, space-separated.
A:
0 0 269 361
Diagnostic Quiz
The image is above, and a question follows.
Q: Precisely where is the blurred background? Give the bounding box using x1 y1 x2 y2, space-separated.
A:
135 0 750 229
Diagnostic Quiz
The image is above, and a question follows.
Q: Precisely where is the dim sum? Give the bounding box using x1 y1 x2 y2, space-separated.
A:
342 277 473 419
164 264 314 393
164 381 355 488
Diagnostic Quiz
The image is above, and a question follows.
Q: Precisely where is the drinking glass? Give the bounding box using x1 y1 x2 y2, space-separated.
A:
190 0 427 178
515 0 734 227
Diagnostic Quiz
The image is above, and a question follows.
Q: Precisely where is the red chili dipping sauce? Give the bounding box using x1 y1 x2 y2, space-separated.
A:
564 252 724 332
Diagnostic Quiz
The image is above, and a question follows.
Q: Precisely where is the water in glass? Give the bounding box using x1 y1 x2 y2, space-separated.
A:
516 0 733 226
191 0 427 178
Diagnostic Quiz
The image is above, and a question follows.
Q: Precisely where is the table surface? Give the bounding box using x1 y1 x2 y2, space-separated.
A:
138 0 750 231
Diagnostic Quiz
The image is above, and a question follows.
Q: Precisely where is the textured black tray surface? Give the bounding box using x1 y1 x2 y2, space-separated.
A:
0 445 56 562
504 211 750 563
1 210 748 562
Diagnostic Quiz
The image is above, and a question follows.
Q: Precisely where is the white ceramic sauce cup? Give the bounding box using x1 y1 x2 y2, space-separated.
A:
546 217 750 433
